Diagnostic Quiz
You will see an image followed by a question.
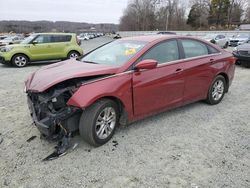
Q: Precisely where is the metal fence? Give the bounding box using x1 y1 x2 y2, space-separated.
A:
118 30 250 38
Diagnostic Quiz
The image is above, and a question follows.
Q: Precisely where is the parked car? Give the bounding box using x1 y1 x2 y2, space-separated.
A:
25 35 235 149
203 34 229 48
157 31 176 35
233 39 250 67
0 35 8 40
78 33 89 40
0 35 23 46
0 33 83 67
113 33 121 39
229 34 250 46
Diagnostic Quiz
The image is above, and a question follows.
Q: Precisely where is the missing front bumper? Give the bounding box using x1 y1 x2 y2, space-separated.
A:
27 96 81 138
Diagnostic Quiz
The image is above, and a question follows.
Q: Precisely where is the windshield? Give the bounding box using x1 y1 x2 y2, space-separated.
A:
81 40 147 67
21 35 36 44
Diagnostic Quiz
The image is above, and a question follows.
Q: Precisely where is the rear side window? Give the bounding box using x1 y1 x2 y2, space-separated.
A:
34 35 52 43
51 35 72 42
142 40 179 64
181 39 208 58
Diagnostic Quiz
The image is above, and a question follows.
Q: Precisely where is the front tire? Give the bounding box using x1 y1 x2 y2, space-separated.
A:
206 75 226 105
11 54 28 67
79 99 119 146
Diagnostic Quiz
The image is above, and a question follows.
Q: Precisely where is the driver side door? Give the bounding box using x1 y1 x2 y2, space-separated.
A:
28 35 53 61
132 40 186 117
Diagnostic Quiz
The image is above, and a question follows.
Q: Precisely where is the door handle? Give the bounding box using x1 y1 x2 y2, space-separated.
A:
210 58 215 63
175 68 183 73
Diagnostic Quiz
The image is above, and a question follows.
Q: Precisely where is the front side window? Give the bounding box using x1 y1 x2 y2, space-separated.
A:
181 39 208 58
142 40 179 64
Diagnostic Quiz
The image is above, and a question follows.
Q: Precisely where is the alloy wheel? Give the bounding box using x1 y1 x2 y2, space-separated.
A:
212 80 224 101
95 107 116 139
14 56 27 67
69 52 79 59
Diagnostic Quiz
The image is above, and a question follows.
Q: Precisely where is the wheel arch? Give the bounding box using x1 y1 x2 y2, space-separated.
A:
88 96 128 126
11 53 30 62
67 49 81 57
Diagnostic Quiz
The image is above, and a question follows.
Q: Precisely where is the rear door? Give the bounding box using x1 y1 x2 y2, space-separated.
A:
132 40 186 116
50 35 72 58
179 39 221 104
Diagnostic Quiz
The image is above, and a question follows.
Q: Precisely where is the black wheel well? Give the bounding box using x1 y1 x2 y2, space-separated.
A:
11 53 30 62
68 50 80 56
218 72 229 92
95 96 128 125
100 96 124 113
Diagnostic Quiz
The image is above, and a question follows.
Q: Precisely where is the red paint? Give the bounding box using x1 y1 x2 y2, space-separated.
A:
26 35 236 123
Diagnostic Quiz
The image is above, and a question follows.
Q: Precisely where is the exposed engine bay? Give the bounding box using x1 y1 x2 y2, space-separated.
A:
26 76 108 160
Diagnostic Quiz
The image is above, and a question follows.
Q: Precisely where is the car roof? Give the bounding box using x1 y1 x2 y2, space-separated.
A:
120 35 201 43
32 33 75 35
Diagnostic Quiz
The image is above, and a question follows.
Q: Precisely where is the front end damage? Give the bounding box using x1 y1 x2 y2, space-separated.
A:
26 77 104 160
27 86 81 139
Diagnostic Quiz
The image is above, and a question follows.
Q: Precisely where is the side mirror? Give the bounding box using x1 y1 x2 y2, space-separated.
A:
135 59 158 70
32 41 38 45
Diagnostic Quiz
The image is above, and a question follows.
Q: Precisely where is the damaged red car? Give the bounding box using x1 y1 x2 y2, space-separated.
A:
25 35 236 147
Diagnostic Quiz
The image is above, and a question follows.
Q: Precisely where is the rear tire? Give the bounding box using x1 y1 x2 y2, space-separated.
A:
223 42 228 49
11 54 28 67
79 99 119 146
206 75 226 105
67 51 80 59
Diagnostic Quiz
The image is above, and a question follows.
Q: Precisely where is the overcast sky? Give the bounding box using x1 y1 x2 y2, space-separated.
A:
0 0 129 24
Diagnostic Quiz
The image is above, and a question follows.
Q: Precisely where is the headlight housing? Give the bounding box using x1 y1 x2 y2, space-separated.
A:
0 46 13 52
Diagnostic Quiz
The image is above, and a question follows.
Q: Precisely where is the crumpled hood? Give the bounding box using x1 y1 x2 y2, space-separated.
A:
25 59 119 92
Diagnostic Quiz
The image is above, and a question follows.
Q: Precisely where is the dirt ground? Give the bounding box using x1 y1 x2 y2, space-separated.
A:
0 37 250 188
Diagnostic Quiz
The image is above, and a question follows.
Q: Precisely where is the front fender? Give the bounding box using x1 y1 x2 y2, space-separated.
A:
67 72 133 119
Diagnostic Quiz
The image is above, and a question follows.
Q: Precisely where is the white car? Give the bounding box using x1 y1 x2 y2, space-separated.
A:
229 34 250 46
0 36 23 46
78 33 90 41
203 34 229 48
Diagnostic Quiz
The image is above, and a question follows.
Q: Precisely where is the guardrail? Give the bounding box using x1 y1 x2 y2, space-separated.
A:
118 31 250 38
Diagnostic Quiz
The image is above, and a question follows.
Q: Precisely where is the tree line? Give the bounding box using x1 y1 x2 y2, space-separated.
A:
0 20 118 33
119 0 250 31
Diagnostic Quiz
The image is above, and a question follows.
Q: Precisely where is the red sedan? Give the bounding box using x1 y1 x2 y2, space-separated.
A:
25 35 236 147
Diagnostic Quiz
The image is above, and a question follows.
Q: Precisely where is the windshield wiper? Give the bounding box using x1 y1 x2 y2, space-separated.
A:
82 61 98 64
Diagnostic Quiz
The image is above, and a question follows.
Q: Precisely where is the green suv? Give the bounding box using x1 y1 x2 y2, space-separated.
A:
0 33 83 67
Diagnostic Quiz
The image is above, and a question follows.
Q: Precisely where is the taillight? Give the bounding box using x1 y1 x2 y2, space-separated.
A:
228 56 236 64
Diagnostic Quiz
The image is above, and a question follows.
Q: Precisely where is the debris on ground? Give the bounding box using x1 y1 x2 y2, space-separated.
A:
43 133 78 161
0 133 3 145
26 135 37 143
112 140 118 147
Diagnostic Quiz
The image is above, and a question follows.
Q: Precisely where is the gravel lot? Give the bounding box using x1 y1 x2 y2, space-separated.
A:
0 37 249 188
